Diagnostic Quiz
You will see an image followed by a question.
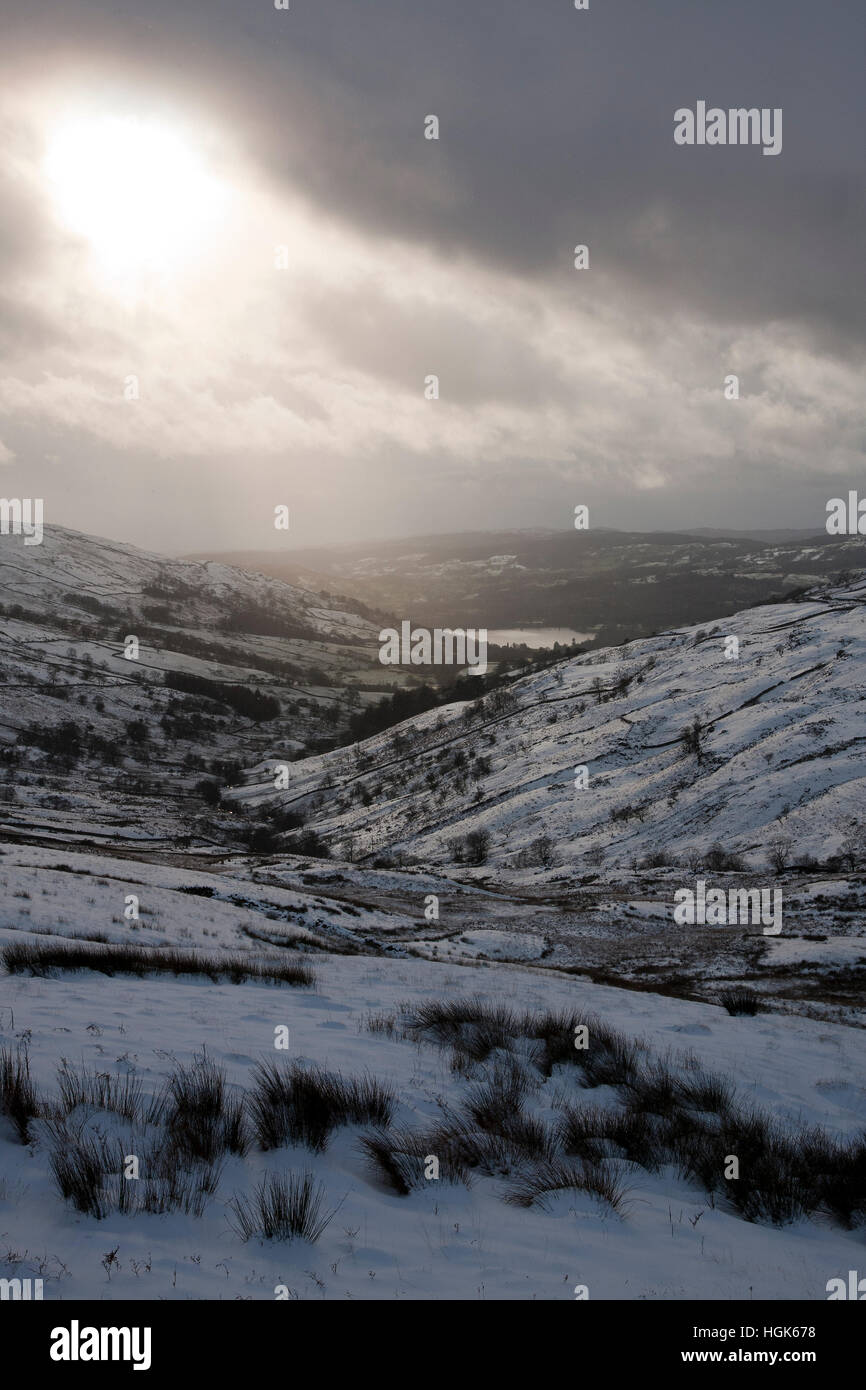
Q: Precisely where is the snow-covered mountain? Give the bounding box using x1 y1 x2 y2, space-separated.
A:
0 525 393 849
1 524 380 642
1 537 864 1304
237 573 866 875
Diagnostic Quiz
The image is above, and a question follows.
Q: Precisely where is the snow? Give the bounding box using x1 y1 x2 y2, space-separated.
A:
2 934 865 1301
245 576 866 877
1 529 865 1302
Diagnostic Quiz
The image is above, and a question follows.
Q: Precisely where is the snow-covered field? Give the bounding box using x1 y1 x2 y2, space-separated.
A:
2 939 864 1301
1 531 864 1302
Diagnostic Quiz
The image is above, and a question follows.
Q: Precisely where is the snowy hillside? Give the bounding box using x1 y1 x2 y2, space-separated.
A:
239 573 866 875
0 524 382 646
0 525 396 851
0 844 864 1301
1 543 864 1303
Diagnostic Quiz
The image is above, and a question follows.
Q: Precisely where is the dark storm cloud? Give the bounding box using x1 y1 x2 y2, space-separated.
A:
4 0 864 353
0 0 861 548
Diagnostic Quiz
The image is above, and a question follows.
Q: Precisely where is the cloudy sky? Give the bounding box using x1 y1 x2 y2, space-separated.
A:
0 0 863 552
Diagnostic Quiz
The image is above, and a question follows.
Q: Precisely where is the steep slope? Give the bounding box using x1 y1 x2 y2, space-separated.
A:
0 525 395 849
234 573 866 874
0 523 381 645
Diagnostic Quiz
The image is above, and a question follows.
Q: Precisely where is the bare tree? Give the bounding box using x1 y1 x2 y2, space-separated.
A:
681 716 707 765
838 817 866 870
464 829 491 865
767 837 793 874
532 835 556 868
684 846 704 874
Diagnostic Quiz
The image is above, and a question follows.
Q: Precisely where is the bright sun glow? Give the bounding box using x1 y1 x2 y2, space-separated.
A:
44 113 225 274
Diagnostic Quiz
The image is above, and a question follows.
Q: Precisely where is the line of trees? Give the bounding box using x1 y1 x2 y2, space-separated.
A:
163 671 280 722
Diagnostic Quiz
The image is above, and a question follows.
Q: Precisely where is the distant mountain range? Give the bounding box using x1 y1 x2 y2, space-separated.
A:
186 527 866 648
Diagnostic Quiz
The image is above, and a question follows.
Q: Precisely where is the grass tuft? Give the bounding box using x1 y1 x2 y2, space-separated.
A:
229 1172 336 1242
2 939 315 988
249 1061 395 1152
0 1045 40 1143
